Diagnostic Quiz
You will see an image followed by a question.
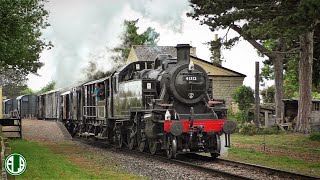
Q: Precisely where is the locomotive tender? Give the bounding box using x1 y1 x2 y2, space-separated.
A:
4 44 237 159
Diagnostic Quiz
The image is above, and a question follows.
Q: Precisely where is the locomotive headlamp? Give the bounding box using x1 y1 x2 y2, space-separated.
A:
188 60 195 71
223 120 237 134
170 121 184 136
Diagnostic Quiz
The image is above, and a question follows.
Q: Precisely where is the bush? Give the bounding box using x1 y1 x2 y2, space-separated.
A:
258 126 284 135
228 111 253 124
309 132 320 142
239 123 284 136
239 123 259 135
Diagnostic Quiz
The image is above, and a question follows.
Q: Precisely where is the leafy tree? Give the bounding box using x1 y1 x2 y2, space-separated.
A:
83 60 118 81
232 85 255 112
188 0 288 125
2 84 28 99
261 86 275 103
38 81 55 94
111 19 160 63
0 67 29 98
0 0 52 74
20 88 36 95
83 19 160 81
189 0 320 133
283 56 299 98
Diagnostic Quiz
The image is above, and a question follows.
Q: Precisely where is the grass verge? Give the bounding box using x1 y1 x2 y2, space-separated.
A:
225 134 320 177
9 139 140 179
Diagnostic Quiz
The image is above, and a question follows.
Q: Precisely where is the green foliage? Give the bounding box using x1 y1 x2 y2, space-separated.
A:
261 86 275 103
2 84 28 99
20 88 36 95
284 55 299 98
239 123 284 136
260 64 274 82
292 91 320 99
0 67 30 98
38 81 55 94
188 0 320 50
312 92 320 99
309 132 320 142
238 123 260 136
188 0 320 98
83 60 118 81
0 0 52 74
111 19 160 63
228 111 252 125
232 85 255 112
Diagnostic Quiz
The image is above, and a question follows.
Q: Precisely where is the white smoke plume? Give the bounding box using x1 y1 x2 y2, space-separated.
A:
41 0 191 88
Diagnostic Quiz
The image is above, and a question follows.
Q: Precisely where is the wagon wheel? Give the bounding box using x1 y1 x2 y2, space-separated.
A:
128 128 136 150
148 138 158 155
138 131 147 152
115 127 123 148
210 134 221 160
138 115 147 152
166 134 177 159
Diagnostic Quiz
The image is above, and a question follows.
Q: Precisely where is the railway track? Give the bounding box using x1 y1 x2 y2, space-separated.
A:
74 137 319 180
217 158 319 180
181 154 319 180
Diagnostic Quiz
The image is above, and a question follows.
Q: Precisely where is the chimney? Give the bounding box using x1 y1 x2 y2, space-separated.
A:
175 44 192 64
190 47 197 56
210 34 222 66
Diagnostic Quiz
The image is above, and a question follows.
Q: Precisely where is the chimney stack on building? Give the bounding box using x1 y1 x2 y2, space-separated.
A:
210 34 222 66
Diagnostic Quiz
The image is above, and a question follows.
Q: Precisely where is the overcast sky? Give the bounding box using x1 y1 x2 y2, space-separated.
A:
27 0 271 90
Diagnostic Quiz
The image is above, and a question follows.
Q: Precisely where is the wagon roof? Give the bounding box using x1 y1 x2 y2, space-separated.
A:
83 76 110 86
38 89 61 95
16 95 24 100
61 91 71 95
16 94 36 100
3 99 12 103
282 98 320 102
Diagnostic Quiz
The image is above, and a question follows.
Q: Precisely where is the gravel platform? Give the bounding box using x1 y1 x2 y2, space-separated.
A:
21 119 72 142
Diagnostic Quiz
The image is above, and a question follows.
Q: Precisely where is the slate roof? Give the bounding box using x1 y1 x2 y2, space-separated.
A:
132 45 246 77
132 45 177 61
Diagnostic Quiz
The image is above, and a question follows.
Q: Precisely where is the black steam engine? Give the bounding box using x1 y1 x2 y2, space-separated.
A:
28 43 237 159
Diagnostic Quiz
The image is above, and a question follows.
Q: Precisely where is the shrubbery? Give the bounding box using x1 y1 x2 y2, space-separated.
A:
238 123 284 136
309 132 320 142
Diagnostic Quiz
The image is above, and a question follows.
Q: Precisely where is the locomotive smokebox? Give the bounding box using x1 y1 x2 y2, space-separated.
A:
175 44 192 64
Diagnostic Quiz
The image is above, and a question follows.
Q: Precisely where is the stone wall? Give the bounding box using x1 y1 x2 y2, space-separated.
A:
211 76 244 108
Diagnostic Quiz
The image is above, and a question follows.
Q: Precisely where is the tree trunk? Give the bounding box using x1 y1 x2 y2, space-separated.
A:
296 31 314 133
273 38 285 124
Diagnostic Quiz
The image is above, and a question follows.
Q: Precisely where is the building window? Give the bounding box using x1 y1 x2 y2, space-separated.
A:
312 102 320 111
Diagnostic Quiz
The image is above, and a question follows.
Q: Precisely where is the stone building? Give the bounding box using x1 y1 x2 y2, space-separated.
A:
126 45 246 107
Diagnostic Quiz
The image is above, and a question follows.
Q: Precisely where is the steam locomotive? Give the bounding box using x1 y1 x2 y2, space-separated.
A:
3 44 237 159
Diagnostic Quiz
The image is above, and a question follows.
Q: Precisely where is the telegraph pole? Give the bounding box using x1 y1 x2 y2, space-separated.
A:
0 79 2 118
255 61 260 127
